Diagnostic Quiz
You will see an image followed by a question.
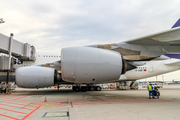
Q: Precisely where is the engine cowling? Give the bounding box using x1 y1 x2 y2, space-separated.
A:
16 66 57 88
61 47 123 83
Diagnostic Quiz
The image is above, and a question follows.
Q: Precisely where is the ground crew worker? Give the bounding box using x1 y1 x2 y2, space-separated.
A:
148 84 154 99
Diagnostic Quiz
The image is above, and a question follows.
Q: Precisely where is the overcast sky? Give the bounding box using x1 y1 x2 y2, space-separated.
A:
1 0 180 81
1 0 180 52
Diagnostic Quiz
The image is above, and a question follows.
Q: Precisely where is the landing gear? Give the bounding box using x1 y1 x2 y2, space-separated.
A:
89 86 95 91
95 86 101 91
72 84 102 92
81 86 87 92
73 86 80 92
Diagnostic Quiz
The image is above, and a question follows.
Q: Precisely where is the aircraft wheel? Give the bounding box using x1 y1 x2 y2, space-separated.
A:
74 86 80 92
81 87 87 92
96 86 101 91
72 86 76 91
90 86 95 91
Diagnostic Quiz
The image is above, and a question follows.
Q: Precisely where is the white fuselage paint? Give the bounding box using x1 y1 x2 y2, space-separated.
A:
14 52 61 68
119 59 180 81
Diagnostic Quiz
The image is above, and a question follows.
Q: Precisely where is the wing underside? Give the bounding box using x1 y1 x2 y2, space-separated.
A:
92 26 180 61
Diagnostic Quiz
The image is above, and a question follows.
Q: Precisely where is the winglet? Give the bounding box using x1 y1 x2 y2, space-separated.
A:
171 18 180 29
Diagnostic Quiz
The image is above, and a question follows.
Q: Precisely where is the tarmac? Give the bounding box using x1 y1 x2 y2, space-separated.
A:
0 85 180 120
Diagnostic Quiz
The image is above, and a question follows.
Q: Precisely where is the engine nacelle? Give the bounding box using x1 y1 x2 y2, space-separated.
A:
16 66 57 88
61 47 123 83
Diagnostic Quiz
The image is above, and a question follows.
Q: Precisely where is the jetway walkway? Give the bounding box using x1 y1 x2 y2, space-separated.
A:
0 33 36 71
0 33 36 61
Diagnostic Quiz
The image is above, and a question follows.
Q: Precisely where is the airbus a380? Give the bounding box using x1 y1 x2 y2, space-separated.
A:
1 18 180 92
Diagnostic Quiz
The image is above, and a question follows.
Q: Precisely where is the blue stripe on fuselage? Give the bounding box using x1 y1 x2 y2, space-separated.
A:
164 53 180 59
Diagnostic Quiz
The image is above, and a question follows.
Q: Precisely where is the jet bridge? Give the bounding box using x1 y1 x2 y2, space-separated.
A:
0 33 36 61
0 33 36 71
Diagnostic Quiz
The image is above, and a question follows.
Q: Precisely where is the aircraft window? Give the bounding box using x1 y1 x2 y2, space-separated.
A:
46 56 48 57
43 55 45 57
57 56 58 57
38 55 40 57
54 56 55 57
51 56 53 57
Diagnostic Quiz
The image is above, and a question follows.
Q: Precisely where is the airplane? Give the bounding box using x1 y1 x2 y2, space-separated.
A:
1 18 180 92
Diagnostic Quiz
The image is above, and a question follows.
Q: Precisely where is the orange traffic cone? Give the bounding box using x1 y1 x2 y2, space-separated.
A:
44 96 47 102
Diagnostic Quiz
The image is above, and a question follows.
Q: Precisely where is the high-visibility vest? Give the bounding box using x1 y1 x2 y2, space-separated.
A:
148 86 152 91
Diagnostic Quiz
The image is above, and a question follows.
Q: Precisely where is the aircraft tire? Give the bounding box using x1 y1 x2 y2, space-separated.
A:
90 86 95 91
96 86 101 91
72 86 76 91
81 86 87 92
74 86 80 92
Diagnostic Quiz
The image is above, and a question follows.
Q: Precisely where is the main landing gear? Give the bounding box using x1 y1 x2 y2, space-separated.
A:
72 84 102 92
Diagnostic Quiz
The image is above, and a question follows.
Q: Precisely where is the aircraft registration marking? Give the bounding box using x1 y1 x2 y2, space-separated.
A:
135 67 147 72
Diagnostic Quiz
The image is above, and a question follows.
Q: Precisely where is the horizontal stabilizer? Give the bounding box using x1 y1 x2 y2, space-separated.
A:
171 18 180 29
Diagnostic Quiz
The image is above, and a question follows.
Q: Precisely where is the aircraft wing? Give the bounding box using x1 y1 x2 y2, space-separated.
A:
90 19 180 61
126 27 180 46
40 60 61 72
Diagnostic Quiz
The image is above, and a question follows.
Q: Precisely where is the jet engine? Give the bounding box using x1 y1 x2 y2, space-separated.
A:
61 47 135 83
16 66 57 88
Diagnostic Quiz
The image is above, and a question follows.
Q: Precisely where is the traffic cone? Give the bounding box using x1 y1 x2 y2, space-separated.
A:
44 96 47 102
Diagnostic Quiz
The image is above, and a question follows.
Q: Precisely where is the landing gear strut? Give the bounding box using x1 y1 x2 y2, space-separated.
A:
72 84 102 92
